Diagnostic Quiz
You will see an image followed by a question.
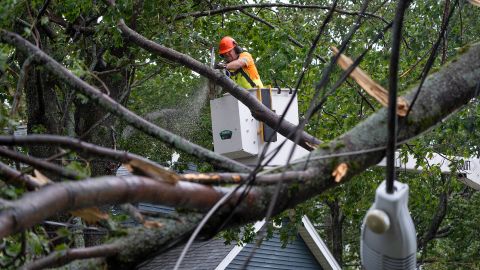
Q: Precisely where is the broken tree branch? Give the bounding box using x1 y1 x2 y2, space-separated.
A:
0 160 40 190
331 46 409 116
0 175 256 239
180 168 317 185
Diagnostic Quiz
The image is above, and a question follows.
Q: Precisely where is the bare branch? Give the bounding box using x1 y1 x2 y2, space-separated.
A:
46 12 95 34
172 3 389 24
0 135 178 174
120 203 145 224
21 243 120 270
0 146 85 180
0 29 251 173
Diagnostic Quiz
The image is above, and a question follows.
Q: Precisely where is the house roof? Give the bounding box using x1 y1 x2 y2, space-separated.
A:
136 217 340 270
136 237 235 270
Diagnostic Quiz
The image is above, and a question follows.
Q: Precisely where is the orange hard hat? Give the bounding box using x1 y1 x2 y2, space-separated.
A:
219 36 236 55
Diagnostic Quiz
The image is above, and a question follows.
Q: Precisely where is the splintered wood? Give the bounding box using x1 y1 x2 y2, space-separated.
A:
70 207 109 224
123 158 179 184
182 173 242 184
143 220 164 229
331 46 409 116
468 0 480 7
332 163 348 183
32 169 52 186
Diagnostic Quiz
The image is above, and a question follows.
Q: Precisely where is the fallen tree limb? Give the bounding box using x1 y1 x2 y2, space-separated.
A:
0 175 264 239
0 29 251 174
1 42 479 269
0 166 321 239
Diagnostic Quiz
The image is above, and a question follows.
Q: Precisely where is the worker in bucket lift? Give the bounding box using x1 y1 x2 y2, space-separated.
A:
215 36 264 89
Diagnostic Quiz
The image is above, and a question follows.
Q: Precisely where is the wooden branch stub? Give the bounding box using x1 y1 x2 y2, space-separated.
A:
70 207 109 224
143 220 164 229
305 141 319 150
331 46 409 116
332 163 348 183
33 169 52 186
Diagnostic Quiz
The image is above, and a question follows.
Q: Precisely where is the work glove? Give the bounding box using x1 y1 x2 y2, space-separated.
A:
214 62 226 69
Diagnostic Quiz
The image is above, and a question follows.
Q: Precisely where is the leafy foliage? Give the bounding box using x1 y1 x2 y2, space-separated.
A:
0 0 480 269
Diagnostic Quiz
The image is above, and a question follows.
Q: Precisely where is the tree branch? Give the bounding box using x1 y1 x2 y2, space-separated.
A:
0 29 251 173
418 177 450 250
0 175 258 239
117 20 322 151
239 10 326 63
0 146 84 180
21 243 120 270
0 134 188 175
46 13 95 35
172 3 389 24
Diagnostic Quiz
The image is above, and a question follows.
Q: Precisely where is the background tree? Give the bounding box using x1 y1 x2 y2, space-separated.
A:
0 0 479 269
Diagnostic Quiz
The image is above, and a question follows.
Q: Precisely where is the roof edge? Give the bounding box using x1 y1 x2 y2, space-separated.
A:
214 219 265 270
298 216 341 270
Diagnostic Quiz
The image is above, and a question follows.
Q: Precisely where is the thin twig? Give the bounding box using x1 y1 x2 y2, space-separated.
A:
21 243 121 270
173 3 389 24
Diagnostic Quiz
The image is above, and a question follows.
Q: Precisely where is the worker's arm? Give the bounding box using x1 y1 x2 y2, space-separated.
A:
226 57 247 70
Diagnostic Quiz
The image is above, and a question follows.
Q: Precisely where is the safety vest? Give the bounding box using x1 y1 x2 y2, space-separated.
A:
227 52 264 89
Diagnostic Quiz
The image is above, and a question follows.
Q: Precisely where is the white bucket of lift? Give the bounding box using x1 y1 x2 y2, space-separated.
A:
210 88 309 167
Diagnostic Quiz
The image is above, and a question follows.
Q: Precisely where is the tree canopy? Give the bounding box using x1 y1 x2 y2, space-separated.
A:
0 0 480 269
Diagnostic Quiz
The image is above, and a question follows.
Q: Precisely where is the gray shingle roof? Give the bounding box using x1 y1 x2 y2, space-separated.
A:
227 232 322 270
136 237 235 270
136 225 324 270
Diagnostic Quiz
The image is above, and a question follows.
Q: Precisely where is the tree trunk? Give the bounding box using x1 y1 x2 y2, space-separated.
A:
18 31 61 159
74 68 130 176
327 199 344 266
